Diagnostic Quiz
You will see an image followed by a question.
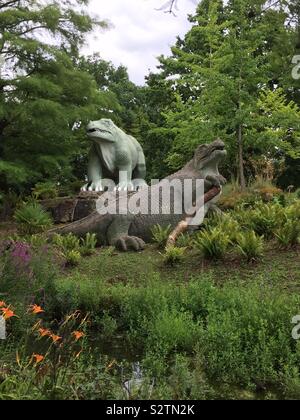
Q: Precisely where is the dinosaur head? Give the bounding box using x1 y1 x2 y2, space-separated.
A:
86 119 117 143
193 139 227 172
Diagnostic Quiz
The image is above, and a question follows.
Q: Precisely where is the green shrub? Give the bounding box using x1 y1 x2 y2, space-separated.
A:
163 246 185 266
194 227 231 259
275 220 300 249
194 282 300 392
64 249 81 266
52 233 82 265
236 231 264 261
286 202 300 221
52 233 80 252
80 233 97 256
151 224 172 249
14 202 52 235
209 214 241 243
176 233 192 248
147 309 201 353
99 311 118 338
235 203 286 238
27 234 48 249
32 181 58 200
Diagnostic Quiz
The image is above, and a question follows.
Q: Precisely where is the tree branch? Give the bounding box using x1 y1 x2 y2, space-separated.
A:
0 0 20 10
156 0 178 15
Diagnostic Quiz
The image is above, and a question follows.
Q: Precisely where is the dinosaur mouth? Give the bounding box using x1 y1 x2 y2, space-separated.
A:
87 128 111 135
213 144 225 151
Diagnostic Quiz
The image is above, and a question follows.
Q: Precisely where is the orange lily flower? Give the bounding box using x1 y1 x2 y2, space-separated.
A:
51 334 62 343
72 331 85 341
1 307 16 320
29 304 44 315
0 301 6 307
38 328 52 338
33 354 44 364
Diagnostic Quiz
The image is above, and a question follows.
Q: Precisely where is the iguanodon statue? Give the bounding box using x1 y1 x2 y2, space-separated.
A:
81 118 147 192
50 139 227 251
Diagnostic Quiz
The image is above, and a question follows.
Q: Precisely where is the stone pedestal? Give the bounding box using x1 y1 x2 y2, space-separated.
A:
40 192 103 223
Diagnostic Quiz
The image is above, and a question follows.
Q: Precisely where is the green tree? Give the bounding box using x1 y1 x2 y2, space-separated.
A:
0 0 116 193
77 54 172 181
150 0 297 187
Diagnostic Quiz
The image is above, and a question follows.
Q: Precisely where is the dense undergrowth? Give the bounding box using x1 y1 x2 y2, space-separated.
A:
0 190 300 400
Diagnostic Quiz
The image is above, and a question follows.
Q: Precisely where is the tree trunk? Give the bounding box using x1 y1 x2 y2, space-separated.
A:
237 124 246 190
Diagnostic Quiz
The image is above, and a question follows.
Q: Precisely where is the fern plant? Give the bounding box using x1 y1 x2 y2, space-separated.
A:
64 250 81 266
163 246 185 266
52 233 80 252
275 220 300 249
80 233 97 256
213 214 241 243
235 203 286 238
14 202 52 235
286 202 300 221
151 224 172 249
176 233 192 248
194 227 231 260
32 181 58 200
236 231 264 262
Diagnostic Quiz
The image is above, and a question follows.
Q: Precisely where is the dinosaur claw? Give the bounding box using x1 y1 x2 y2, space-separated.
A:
115 236 145 252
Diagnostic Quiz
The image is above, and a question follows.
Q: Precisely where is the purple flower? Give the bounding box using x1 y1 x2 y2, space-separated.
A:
11 242 32 265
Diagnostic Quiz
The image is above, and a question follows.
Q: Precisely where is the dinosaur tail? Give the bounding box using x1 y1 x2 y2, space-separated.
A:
47 211 112 242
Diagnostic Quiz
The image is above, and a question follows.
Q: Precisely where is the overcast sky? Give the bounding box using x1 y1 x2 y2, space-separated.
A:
84 0 199 85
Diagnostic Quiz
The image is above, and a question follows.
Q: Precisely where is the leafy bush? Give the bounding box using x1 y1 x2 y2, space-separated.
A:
52 233 82 265
64 250 81 266
52 233 80 252
194 228 231 259
80 233 97 256
235 203 286 238
176 233 192 248
27 234 48 249
219 179 283 210
163 246 185 266
208 214 241 243
286 202 300 221
151 224 172 249
275 220 300 249
194 281 300 392
32 181 58 200
147 309 201 353
236 231 264 261
14 202 53 235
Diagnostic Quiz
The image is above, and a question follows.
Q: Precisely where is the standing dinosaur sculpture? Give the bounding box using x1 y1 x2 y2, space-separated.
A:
49 139 227 251
81 118 147 192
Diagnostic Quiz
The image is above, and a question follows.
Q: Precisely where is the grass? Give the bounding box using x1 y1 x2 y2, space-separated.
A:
52 245 300 399
1 200 300 399
56 243 300 297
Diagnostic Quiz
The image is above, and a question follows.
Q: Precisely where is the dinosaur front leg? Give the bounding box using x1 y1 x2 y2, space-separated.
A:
107 215 145 252
132 149 148 191
81 145 104 192
115 165 134 191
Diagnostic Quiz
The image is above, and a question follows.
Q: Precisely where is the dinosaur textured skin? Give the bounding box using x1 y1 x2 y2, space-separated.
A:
49 139 227 251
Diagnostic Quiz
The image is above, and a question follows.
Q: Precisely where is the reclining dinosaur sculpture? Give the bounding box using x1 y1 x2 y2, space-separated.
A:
49 139 227 251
